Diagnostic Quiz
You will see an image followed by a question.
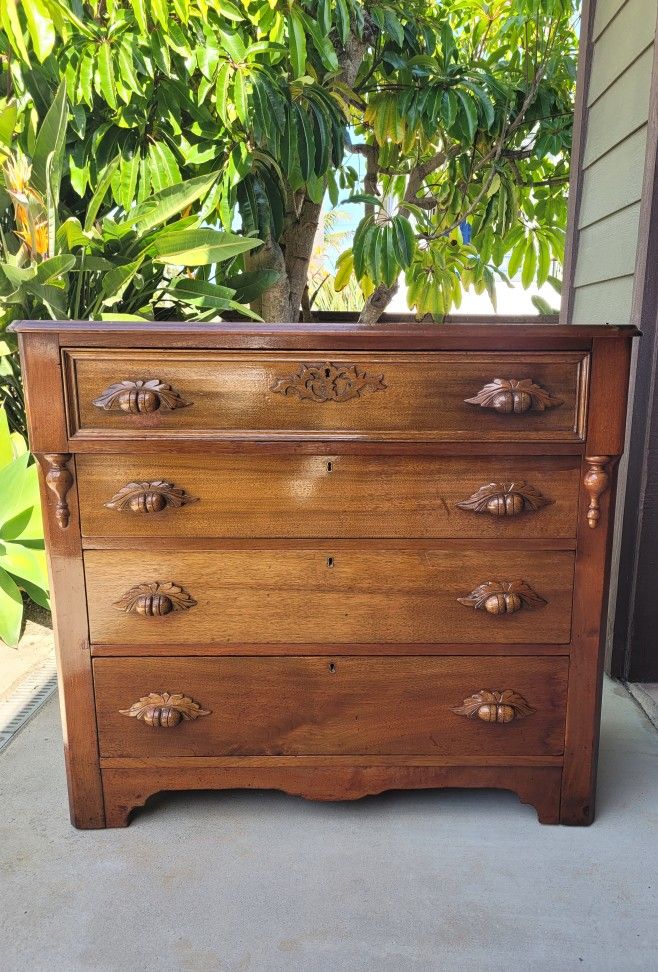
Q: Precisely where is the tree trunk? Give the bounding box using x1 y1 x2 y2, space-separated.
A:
358 282 399 323
246 239 293 322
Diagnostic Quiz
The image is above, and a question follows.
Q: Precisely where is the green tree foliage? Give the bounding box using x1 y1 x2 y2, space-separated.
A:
1 0 577 324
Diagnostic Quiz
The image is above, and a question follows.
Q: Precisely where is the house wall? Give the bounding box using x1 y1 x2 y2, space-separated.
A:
562 0 658 676
565 0 657 324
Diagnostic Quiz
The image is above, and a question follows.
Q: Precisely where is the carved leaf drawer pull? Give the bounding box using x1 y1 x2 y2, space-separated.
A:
120 692 210 728
457 481 550 517
93 379 189 413
270 362 386 403
105 481 198 514
452 690 535 724
458 580 546 615
465 378 562 414
113 581 197 617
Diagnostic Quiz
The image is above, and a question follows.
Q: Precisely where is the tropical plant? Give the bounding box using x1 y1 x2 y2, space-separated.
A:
0 407 49 647
1 0 577 325
0 82 264 331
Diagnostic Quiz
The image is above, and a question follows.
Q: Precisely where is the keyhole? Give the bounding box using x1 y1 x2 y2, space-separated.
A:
326 460 333 473
324 367 331 378
328 662 336 673
327 556 334 568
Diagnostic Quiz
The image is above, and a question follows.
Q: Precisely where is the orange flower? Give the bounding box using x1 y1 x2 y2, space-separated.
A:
3 152 49 259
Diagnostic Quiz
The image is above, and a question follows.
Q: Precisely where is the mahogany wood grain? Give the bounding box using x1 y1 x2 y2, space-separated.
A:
101 764 563 826
84 547 576 645
90 642 570 657
561 335 634 824
76 454 581 539
17 334 105 828
64 350 587 441
93 655 568 759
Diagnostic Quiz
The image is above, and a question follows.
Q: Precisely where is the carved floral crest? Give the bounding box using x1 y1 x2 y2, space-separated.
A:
457 481 551 517
458 580 547 615
270 362 386 403
105 481 198 514
452 690 535 723
465 378 562 414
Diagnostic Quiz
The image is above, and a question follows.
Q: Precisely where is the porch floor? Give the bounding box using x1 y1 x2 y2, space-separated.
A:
1 676 657 971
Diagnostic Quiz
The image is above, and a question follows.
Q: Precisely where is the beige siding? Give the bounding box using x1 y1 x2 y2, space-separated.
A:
588 0 655 103
572 275 635 323
568 0 656 324
578 126 647 228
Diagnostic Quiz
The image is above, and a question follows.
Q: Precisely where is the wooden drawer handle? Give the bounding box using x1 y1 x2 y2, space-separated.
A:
457 580 546 615
120 692 210 727
457 481 550 517
452 690 535 723
93 378 189 413
270 362 386 402
465 378 562 414
105 480 198 514
113 581 197 616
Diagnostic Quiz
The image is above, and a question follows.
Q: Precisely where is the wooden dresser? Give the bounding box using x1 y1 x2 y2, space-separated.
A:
12 320 637 827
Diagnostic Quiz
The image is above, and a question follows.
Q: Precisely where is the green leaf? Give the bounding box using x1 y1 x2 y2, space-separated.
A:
152 228 261 265
98 41 118 110
32 81 68 198
216 0 244 20
0 453 38 533
218 28 246 62
288 10 307 79
0 409 13 470
507 237 526 279
84 157 121 232
130 0 148 34
170 277 235 310
0 104 17 149
224 270 281 303
521 237 537 290
0 565 23 647
22 0 55 62
0 0 31 63
148 142 182 193
537 235 551 287
392 216 414 269
123 172 218 236
456 89 477 141
0 542 48 593
233 70 248 125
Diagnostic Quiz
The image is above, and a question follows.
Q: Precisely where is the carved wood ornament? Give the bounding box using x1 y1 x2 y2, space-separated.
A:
105 481 198 514
457 481 551 517
114 581 197 617
270 362 386 403
120 692 210 728
42 454 74 529
452 690 535 723
465 378 563 414
458 580 547 615
584 457 613 528
93 379 189 413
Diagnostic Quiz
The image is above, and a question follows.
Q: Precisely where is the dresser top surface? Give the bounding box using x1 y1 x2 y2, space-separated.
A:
9 320 640 351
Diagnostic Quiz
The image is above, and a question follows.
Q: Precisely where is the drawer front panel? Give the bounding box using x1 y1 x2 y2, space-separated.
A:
66 350 587 441
77 454 581 539
84 548 575 645
93 655 568 758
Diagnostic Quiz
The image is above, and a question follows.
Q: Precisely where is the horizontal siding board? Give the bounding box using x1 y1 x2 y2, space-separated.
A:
593 0 627 39
573 202 641 286
589 0 657 103
572 275 635 324
584 47 654 165
579 126 647 227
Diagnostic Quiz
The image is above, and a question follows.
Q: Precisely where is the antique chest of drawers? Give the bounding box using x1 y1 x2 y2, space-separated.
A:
12 320 637 827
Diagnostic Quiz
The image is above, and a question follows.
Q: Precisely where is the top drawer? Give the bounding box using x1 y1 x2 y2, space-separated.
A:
64 349 588 441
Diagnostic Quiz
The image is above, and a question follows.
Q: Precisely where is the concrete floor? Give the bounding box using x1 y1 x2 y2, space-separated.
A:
0 677 656 972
